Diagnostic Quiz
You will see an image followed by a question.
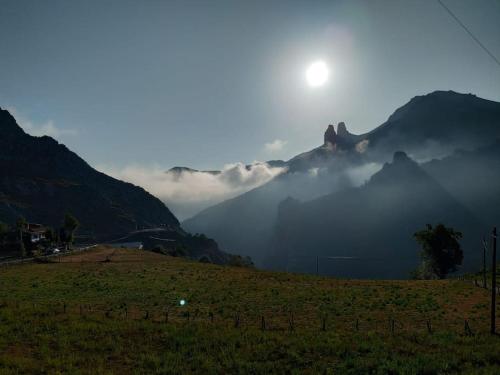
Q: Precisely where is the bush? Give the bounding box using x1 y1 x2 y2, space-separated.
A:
413 223 463 279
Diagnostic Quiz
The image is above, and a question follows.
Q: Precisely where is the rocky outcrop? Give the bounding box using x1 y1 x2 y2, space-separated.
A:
393 150 411 163
337 122 349 138
324 124 337 146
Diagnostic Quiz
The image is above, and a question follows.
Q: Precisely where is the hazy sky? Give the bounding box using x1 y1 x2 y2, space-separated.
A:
1 0 499 171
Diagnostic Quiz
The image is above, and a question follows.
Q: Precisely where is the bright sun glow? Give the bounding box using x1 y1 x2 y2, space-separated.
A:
306 61 329 87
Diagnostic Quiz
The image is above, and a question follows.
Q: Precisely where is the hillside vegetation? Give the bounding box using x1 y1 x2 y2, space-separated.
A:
0 247 498 374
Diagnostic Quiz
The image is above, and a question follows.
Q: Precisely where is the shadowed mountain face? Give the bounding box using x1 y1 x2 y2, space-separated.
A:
363 91 500 160
268 152 485 279
0 108 179 240
184 91 500 271
422 141 500 227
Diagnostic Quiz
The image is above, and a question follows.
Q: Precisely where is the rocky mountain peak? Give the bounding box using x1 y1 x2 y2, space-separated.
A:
0 108 25 138
337 122 349 137
324 124 337 146
393 151 411 163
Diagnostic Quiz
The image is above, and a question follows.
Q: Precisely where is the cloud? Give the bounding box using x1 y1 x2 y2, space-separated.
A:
345 162 382 186
264 139 287 153
97 161 287 220
7 107 78 138
355 139 369 153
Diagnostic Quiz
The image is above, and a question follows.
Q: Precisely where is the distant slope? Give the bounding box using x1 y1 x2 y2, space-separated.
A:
183 153 367 265
268 152 485 278
422 140 500 226
0 108 179 240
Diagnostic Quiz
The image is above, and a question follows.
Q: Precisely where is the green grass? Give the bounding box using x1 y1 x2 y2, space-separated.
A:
0 247 498 374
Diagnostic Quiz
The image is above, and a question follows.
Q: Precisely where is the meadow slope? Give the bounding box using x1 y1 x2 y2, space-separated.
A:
0 247 498 374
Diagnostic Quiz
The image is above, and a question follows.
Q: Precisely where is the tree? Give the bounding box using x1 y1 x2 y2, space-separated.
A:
0 221 8 234
62 213 79 248
16 216 27 231
44 227 56 246
0 221 9 250
16 216 27 258
414 223 463 279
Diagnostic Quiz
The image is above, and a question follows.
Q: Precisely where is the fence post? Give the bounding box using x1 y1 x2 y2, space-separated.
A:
261 316 266 331
491 227 497 335
483 237 488 289
464 319 473 336
426 319 432 334
321 315 327 331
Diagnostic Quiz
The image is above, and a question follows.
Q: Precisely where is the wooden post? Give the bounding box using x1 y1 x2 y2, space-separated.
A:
491 227 497 335
464 319 473 336
483 237 488 289
316 255 319 276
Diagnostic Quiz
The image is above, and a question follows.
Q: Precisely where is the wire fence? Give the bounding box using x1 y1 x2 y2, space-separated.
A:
0 299 495 337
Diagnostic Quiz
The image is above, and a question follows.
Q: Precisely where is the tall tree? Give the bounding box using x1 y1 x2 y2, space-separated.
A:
414 224 463 279
16 216 27 258
0 221 9 249
63 213 79 248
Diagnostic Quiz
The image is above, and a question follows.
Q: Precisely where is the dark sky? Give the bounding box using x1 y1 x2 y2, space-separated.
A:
1 0 499 171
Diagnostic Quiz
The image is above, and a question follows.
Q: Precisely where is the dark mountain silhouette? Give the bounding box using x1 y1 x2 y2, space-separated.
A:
0 108 178 239
0 107 242 264
268 152 484 278
184 91 500 269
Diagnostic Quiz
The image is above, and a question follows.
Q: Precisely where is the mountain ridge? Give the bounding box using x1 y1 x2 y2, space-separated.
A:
183 90 500 268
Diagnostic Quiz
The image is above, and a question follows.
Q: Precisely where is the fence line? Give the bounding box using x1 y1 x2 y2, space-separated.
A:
0 299 495 336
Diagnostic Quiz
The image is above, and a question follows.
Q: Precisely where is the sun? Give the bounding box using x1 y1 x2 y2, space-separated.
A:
306 61 329 87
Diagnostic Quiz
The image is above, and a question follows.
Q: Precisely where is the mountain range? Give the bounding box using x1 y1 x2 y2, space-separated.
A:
2 90 499 276
183 91 500 276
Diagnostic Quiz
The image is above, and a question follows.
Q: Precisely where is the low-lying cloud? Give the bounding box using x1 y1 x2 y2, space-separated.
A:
98 162 287 220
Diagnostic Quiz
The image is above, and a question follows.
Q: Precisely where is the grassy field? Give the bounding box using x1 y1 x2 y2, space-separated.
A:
0 246 498 374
